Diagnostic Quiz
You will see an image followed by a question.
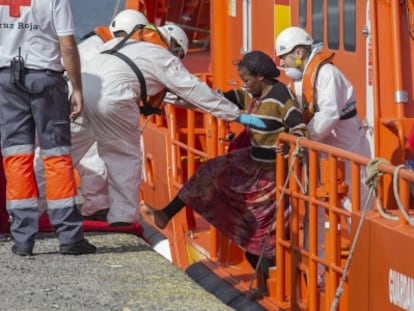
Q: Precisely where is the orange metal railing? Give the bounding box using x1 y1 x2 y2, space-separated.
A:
273 133 369 310
140 88 414 310
275 132 414 310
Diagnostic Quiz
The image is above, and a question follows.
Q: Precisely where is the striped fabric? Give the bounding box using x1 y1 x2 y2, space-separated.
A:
229 82 308 169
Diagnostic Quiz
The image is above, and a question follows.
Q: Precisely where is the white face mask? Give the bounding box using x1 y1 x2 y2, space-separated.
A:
283 67 303 81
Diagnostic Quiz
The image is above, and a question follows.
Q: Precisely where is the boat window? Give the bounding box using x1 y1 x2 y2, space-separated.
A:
343 0 356 51
312 0 324 43
299 0 307 28
327 0 339 49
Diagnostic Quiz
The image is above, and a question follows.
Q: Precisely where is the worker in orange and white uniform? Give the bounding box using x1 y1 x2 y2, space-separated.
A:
74 24 264 227
35 9 149 220
275 26 371 212
0 0 96 256
275 26 372 284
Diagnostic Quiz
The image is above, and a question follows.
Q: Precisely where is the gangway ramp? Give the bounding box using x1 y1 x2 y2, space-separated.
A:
0 232 232 311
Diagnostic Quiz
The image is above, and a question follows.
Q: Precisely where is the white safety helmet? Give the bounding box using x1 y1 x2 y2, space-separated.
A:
158 24 189 56
110 10 149 35
275 26 314 57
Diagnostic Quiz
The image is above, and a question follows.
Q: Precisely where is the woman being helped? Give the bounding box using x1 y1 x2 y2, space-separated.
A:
142 50 308 294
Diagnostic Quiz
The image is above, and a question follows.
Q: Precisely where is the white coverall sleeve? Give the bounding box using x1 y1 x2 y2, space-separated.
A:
157 57 240 120
307 64 344 141
163 91 196 109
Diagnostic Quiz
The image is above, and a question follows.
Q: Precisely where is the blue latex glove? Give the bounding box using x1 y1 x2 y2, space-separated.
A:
235 114 266 129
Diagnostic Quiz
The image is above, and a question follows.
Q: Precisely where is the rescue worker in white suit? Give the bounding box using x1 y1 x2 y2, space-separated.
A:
71 10 149 220
275 26 372 284
35 10 149 219
76 25 265 227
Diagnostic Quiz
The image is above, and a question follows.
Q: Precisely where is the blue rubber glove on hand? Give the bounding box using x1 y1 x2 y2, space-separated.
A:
235 114 266 129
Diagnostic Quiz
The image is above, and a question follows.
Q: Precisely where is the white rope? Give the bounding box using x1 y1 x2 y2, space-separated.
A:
290 138 307 195
330 157 395 310
366 158 399 221
393 164 414 226
139 115 154 133
330 186 375 311
112 0 122 21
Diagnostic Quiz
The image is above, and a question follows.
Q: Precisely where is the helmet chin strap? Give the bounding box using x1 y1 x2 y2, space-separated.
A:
170 45 185 59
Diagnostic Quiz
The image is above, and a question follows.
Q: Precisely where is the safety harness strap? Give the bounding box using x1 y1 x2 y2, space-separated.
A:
103 50 147 104
100 24 162 115
79 30 96 42
340 108 357 120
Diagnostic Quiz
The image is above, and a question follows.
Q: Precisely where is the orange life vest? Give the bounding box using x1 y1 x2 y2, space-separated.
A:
131 25 168 49
132 25 169 107
292 51 335 124
94 24 168 50
93 26 114 43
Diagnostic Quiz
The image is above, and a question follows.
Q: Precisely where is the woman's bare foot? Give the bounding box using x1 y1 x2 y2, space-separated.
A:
140 203 170 229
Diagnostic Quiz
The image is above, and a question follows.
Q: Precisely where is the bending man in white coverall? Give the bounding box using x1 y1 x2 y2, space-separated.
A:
74 25 263 227
35 10 149 219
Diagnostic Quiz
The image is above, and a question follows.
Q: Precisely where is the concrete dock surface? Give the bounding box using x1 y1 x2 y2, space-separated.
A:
0 232 233 311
